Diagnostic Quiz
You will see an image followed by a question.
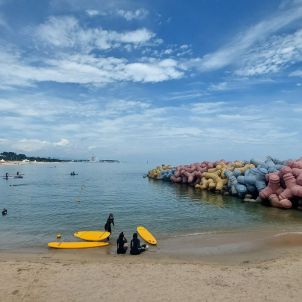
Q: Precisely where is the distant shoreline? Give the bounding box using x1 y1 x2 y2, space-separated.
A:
1 152 120 165
0 160 120 166
0 160 61 166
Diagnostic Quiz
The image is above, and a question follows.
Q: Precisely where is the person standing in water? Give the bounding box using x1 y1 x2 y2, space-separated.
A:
2 208 7 216
130 232 147 255
117 232 128 254
104 213 114 237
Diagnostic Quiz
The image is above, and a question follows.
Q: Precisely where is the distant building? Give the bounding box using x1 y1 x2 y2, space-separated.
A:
90 155 97 162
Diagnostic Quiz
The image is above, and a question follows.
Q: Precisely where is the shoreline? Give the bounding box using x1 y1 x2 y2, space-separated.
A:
2 227 302 263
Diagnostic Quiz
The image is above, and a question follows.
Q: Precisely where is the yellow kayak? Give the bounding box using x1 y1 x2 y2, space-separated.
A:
74 231 110 241
137 226 157 245
48 241 109 249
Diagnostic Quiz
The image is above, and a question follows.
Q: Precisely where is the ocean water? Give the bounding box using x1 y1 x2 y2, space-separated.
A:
0 162 302 250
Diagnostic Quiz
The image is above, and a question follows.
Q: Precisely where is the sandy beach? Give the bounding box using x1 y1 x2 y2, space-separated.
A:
1 250 302 302
1 230 302 302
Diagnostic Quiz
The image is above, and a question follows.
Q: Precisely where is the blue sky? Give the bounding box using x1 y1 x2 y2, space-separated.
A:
0 0 302 163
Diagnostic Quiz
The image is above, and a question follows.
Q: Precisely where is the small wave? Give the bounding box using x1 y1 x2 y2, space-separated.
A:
169 231 218 238
270 231 302 246
169 229 247 238
273 232 302 238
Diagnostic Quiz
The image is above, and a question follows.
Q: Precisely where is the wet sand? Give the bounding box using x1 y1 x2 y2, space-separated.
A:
1 230 302 302
158 229 302 263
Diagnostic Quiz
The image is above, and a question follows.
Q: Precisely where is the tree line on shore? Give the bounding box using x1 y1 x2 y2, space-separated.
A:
0 152 68 162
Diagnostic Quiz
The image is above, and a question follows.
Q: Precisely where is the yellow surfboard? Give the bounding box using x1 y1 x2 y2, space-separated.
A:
137 226 157 245
74 231 110 242
48 241 109 249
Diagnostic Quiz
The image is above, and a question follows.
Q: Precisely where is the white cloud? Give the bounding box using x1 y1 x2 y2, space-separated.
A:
142 43 192 59
100 100 150 117
290 70 302 76
0 96 74 117
118 28 153 44
1 95 302 160
199 4 302 72
208 77 275 92
0 49 186 87
0 15 189 89
190 102 225 114
217 114 261 121
86 9 101 17
1 135 70 154
280 0 302 9
124 59 184 82
13 139 50 152
163 90 205 101
55 138 70 146
35 16 155 51
85 8 148 20
236 29 302 76
209 82 228 91
117 9 148 21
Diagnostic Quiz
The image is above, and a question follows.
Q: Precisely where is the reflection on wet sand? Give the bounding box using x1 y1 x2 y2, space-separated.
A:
158 229 302 264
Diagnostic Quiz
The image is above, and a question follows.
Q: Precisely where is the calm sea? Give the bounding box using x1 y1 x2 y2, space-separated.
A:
0 162 302 250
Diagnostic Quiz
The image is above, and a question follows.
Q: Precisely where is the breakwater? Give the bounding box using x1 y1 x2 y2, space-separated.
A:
147 157 302 210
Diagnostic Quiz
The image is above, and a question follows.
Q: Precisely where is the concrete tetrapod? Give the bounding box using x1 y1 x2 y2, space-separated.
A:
237 168 267 193
278 172 302 208
259 174 286 208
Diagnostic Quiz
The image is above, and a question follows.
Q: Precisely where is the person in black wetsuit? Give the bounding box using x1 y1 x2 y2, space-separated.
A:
104 213 114 237
117 232 128 254
130 232 146 255
2 208 7 216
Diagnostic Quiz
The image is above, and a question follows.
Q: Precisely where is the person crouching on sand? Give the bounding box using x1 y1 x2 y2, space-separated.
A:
117 232 128 254
130 233 147 255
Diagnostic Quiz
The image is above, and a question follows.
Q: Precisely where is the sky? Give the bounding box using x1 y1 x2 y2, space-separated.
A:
0 0 302 164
